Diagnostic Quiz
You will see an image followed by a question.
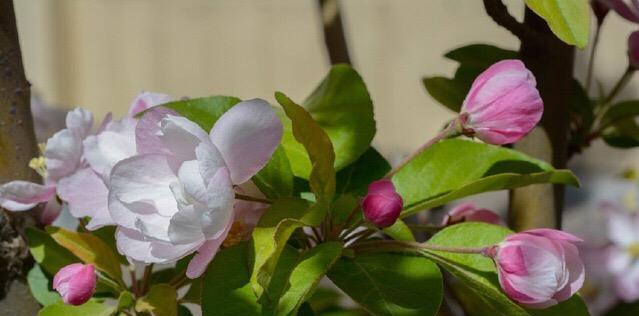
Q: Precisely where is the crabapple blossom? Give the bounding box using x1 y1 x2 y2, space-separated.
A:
57 92 173 230
457 59 543 145
486 229 585 308
53 263 96 306
0 108 93 224
603 0 639 23
108 98 282 278
362 179 403 228
442 202 503 226
603 203 639 302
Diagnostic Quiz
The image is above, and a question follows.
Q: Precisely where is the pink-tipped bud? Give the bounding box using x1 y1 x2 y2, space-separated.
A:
629 31 639 69
53 263 96 306
362 180 403 228
458 59 543 145
442 203 503 226
489 229 585 309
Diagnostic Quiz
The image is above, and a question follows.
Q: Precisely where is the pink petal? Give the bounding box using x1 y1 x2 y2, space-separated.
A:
57 168 113 230
128 91 174 117
40 197 61 225
523 229 583 243
135 106 178 155
83 118 137 177
553 243 585 302
210 99 283 184
186 218 234 279
0 181 56 211
629 31 639 68
45 129 84 181
53 263 96 306
116 227 202 264
65 108 93 139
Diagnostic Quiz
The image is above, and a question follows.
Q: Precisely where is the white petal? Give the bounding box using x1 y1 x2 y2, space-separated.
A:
45 129 83 181
57 168 114 230
159 115 211 162
66 108 93 139
116 227 202 264
202 168 235 240
608 211 637 247
108 154 179 229
83 118 137 178
210 99 282 184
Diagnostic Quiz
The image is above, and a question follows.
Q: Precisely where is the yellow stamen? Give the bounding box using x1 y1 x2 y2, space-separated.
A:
222 221 246 248
627 243 639 258
29 156 47 178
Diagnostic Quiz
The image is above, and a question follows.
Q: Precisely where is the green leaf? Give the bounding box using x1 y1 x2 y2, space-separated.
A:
276 91 336 203
253 145 294 199
135 284 177 316
602 118 639 148
274 242 343 316
421 222 588 316
91 226 128 265
382 219 415 242
525 0 590 48
46 226 123 281
117 291 134 311
422 77 467 112
250 198 319 298
202 242 261 316
336 147 390 196
568 80 594 153
444 44 518 68
27 264 61 306
601 100 639 128
392 139 579 217
279 65 375 178
162 95 241 130
38 300 116 316
179 305 194 316
328 252 442 316
26 227 78 275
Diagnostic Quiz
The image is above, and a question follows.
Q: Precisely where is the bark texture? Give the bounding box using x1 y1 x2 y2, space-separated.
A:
0 0 40 309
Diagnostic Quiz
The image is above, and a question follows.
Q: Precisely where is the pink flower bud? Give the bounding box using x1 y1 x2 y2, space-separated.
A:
362 180 403 228
53 263 96 306
629 31 639 69
458 60 543 145
442 203 503 226
591 0 611 25
488 229 585 309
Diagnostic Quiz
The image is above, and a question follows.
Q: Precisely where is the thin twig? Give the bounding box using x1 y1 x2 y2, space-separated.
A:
350 239 487 255
482 0 552 49
317 0 351 64
235 193 273 205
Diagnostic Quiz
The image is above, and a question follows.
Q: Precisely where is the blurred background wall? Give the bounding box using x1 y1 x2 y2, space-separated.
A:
11 0 639 233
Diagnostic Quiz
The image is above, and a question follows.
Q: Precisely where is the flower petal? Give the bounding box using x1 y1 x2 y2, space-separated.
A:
210 99 282 184
40 197 62 225
186 218 233 279
45 129 83 181
0 181 56 211
57 168 114 230
128 91 174 117
83 118 137 178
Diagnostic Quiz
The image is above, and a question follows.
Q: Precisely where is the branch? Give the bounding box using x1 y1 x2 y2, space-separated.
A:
317 0 351 65
482 0 547 48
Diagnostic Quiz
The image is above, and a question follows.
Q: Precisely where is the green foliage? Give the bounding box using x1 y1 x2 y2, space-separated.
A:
392 139 579 216
421 223 589 316
381 219 415 242
46 226 123 281
38 300 116 316
162 95 241 130
279 65 376 178
601 100 639 148
525 0 590 48
335 147 390 196
250 198 312 298
328 252 442 316
135 284 178 316
117 291 134 311
273 242 343 316
568 80 595 153
26 227 78 275
202 242 262 316
276 91 336 204
254 145 295 199
27 264 61 306
423 44 517 112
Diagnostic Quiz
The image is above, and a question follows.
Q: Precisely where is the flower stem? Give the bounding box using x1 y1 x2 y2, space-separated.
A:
585 24 602 92
234 193 273 205
140 264 154 295
601 66 634 107
350 239 487 255
129 266 139 298
385 122 459 179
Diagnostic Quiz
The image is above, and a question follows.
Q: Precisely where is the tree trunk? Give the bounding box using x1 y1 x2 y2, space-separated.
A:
508 8 575 230
0 0 40 311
